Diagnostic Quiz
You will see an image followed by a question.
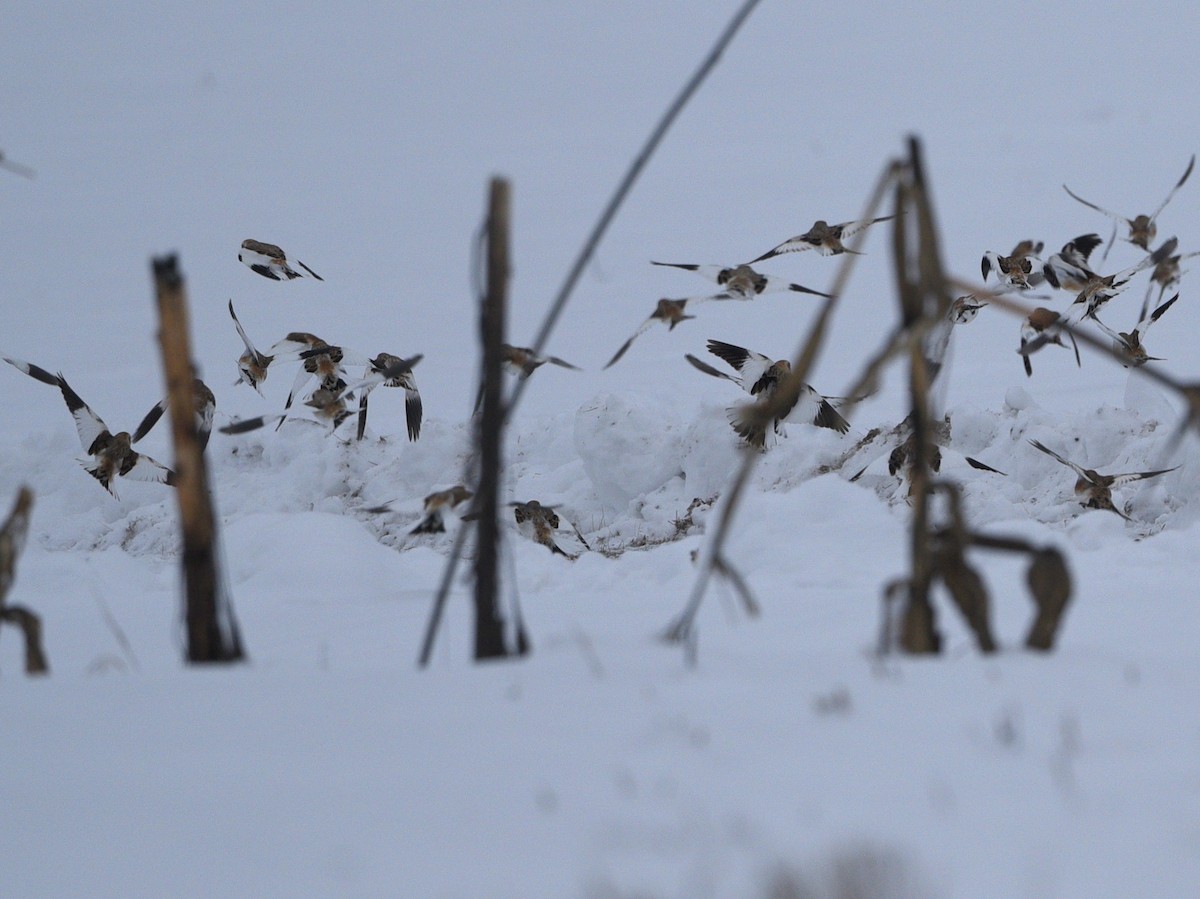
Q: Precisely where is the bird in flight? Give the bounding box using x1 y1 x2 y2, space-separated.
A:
749 214 896 261
239 239 324 281
1028 438 1176 522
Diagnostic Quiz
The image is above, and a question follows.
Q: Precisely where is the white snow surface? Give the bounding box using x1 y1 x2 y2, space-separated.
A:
4 3 1200 897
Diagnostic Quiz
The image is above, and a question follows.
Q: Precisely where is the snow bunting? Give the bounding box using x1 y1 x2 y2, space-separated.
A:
410 486 474 535
981 240 1045 291
3 359 175 497
649 261 830 300
1042 237 1177 331
750 215 896 261
1028 438 1177 522
355 352 423 442
501 344 580 379
238 239 323 281
1092 292 1179 368
270 333 349 411
1017 307 1079 377
686 339 849 450
948 296 987 324
131 377 216 452
228 300 274 394
604 298 700 369
510 500 588 559
1063 154 1194 258
1041 233 1105 294
1144 249 1200 310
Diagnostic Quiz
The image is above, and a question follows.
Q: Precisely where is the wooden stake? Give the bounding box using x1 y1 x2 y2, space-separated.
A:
152 255 244 664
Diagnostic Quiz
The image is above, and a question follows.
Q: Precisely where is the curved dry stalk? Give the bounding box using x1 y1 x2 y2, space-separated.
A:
663 157 906 650
505 0 765 420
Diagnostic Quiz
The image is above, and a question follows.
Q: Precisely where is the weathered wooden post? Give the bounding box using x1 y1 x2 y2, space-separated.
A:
152 254 244 664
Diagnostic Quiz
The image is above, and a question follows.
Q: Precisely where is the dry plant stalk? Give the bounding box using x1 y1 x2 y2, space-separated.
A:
663 157 906 650
153 255 244 664
0 486 48 675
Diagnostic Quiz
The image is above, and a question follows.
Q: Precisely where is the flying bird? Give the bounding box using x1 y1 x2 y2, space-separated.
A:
1144 249 1200 310
3 358 175 497
649 261 830 300
500 343 580 378
1043 237 1178 329
1063 154 1195 260
1017 307 1080 377
604 298 704 369
1041 233 1106 294
510 500 589 559
981 239 1045 291
270 333 350 412
354 352 423 441
410 486 474 535
1092 292 1179 368
686 339 850 450
750 215 896 261
238 239 324 282
131 377 217 451
1028 438 1177 522
228 300 274 394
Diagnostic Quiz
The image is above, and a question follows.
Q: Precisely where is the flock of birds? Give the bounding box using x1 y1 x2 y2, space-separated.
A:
5 156 1198 546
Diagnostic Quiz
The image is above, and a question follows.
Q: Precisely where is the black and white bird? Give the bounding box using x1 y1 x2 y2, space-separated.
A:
354 353 423 442
649 261 829 301
410 486 474 535
229 300 274 395
685 339 850 450
1028 439 1176 522
1092 292 1179 368
3 358 175 497
750 215 896 261
238 239 324 282
131 377 217 451
270 333 350 412
981 240 1045 291
1016 308 1080 377
1063 154 1194 260
1042 236 1178 331
510 500 589 559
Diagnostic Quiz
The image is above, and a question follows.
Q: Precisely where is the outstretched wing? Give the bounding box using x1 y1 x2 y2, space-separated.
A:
834 214 895 240
1028 438 1090 481
1149 154 1196 222
650 261 726 283
1135 291 1179 339
684 353 742 387
1107 466 1178 489
604 314 668 369
1062 185 1128 225
545 355 581 370
220 414 286 435
3 355 61 387
228 299 263 359
124 453 176 486
132 398 167 444
56 376 110 454
705 339 773 395
404 382 422 442
749 233 816 263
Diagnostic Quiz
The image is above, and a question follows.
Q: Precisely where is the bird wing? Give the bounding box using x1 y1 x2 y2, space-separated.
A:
1149 154 1195 222
1062 185 1128 225
227 299 267 362
545 355 581 370
131 398 168 444
650 261 725 283
781 279 831 298
1135 291 1180 339
835 214 895 240
404 383 422 442
1028 439 1091 481
684 353 742 388
1107 467 1178 488
4 355 61 387
604 314 667 369
124 453 176 486
220 414 286 435
56 376 110 454
749 234 816 263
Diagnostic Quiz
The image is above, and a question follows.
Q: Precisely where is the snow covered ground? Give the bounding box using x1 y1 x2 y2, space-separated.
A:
4 2 1200 896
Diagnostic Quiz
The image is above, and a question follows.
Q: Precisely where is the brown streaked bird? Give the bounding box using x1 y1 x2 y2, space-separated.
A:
649 261 830 300
355 352 423 442
238 238 323 281
981 239 1045 291
750 214 896 261
510 500 588 559
686 339 849 450
410 486 474 535
1027 438 1177 522
3 358 175 497
131 377 217 452
501 344 581 379
229 299 274 394
1144 249 1200 310
1040 237 1178 337
1063 154 1194 260
604 298 702 369
1092 292 1179 368
271 333 350 411
948 296 987 324
1017 307 1080 377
